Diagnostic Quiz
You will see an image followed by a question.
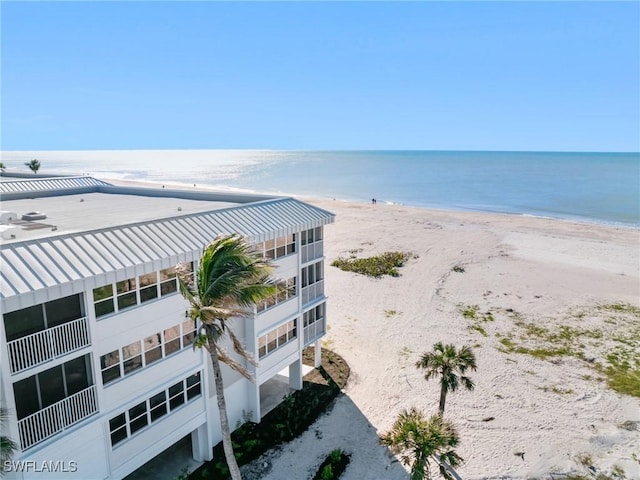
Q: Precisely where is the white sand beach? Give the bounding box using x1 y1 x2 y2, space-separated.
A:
111 180 639 479
257 199 639 480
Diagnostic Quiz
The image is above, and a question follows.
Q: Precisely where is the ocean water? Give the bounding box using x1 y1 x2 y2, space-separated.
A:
2 150 639 226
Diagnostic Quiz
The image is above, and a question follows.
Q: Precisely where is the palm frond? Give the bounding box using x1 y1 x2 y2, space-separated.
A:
215 343 255 382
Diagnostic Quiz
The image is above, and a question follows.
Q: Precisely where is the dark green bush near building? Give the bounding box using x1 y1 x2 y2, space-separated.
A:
312 449 351 480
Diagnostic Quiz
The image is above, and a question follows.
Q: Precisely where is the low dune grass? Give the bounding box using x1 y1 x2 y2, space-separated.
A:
331 251 414 278
495 303 640 397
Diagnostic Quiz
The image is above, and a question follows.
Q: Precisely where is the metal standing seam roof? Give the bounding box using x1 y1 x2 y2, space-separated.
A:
0 197 335 312
0 176 112 194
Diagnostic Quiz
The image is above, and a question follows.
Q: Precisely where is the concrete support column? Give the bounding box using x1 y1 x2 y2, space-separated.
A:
191 423 213 462
247 382 261 422
288 358 303 390
314 339 322 368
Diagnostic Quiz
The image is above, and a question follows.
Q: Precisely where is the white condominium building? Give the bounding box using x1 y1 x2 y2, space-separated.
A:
0 174 334 479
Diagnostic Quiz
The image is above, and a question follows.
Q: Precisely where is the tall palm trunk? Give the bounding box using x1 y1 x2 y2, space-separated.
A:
438 368 449 415
207 328 242 480
438 384 447 415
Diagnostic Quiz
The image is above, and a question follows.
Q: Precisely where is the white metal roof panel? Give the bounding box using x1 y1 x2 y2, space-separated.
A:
0 176 112 194
1 197 334 312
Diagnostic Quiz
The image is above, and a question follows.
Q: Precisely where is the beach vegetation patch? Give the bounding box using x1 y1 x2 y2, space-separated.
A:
452 265 466 273
331 251 414 278
598 346 640 397
494 302 640 397
384 309 399 317
312 449 350 480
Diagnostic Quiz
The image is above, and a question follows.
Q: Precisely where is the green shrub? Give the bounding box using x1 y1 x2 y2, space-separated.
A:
331 251 412 278
312 449 351 480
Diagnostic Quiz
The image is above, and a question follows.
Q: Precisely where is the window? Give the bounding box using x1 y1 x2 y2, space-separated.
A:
257 319 297 359
93 285 115 318
149 391 167 421
303 303 326 343
101 351 121 384
160 267 178 296
138 273 158 303
109 372 201 447
144 333 162 366
93 263 193 319
116 278 137 311
302 262 323 288
13 355 94 420
128 402 148 434
164 326 181 356
301 227 322 246
169 381 185 410
257 277 297 313
254 234 296 260
304 303 325 329
109 414 127 446
122 341 142 375
100 321 198 386
182 320 196 348
5 294 85 342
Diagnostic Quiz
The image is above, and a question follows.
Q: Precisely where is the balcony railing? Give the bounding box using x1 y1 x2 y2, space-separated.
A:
304 318 326 345
301 242 323 264
7 317 90 374
301 281 324 306
18 385 98 450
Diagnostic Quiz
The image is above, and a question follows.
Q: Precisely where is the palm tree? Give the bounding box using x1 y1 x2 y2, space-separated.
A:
1 407 18 476
25 159 40 174
0 162 6 173
381 407 463 480
178 234 277 480
416 342 477 415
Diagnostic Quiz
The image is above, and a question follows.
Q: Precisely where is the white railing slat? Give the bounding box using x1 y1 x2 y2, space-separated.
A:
7 317 90 374
17 386 97 450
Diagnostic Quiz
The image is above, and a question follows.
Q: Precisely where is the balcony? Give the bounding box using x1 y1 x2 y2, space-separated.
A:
7 317 90 375
301 281 324 306
18 385 98 450
301 242 323 264
304 318 326 345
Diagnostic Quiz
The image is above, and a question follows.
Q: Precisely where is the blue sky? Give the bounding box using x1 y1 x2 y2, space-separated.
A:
2 1 639 152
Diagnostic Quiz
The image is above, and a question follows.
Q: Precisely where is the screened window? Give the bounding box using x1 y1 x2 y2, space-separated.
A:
12 355 94 420
5 294 85 341
257 320 297 359
257 277 297 313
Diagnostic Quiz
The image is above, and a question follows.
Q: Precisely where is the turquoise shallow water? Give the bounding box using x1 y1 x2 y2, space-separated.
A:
6 150 640 226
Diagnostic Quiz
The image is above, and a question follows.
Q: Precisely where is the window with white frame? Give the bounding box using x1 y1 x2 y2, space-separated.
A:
301 261 323 288
303 302 326 343
100 320 197 385
303 303 325 330
93 263 193 318
257 319 297 358
109 372 201 447
256 277 297 313
254 234 295 260
300 227 322 246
